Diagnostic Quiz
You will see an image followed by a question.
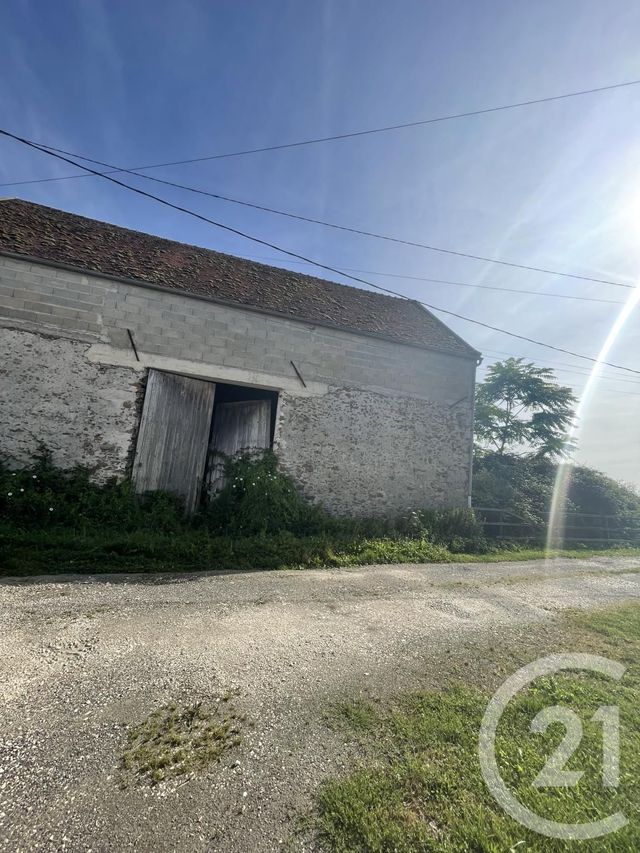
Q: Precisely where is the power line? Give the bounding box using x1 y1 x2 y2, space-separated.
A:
480 369 640 398
2 77 639 190
431 302 639 374
8 136 627 317
236 257 625 305
4 137 634 292
543 371 640 393
482 347 638 378
2 126 639 378
479 350 640 395
479 363 640 397
481 349 640 387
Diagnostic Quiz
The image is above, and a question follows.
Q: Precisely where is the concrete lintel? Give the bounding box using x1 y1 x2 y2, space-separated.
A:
0 315 101 345
85 343 328 396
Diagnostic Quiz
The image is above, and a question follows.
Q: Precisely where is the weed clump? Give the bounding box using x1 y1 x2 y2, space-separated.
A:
120 699 242 786
203 450 328 536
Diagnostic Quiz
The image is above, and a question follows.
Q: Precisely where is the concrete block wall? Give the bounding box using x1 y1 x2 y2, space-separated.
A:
0 254 476 511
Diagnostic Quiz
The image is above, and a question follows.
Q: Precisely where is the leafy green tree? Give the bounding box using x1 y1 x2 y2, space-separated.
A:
475 358 577 458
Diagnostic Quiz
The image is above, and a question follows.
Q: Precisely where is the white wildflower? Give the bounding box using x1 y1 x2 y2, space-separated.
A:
7 492 12 497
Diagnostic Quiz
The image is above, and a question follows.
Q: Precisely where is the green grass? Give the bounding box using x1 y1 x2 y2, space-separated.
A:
454 547 640 563
120 698 242 787
0 528 451 575
314 604 640 852
2 527 638 576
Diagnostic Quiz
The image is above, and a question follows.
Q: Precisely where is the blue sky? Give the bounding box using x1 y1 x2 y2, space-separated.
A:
2 0 639 484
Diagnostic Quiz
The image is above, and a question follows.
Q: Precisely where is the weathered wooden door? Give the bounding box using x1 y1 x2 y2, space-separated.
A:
205 400 272 494
132 370 216 513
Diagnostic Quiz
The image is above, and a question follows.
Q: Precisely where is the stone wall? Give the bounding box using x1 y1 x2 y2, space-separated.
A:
0 327 140 478
0 254 477 511
275 387 473 515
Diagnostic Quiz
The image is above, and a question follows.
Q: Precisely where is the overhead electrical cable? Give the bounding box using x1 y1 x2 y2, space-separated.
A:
482 348 640 378
478 365 640 397
2 77 639 189
2 126 639 377
236 258 626 304
3 136 634 291
480 350 640 387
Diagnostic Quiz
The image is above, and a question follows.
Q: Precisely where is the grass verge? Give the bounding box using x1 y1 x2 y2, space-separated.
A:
455 547 640 563
313 604 640 852
1 527 639 576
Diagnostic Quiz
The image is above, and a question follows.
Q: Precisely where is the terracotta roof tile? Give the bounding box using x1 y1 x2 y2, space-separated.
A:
0 199 478 357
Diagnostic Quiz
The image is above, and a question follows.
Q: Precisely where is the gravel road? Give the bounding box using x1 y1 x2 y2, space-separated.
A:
1 555 639 852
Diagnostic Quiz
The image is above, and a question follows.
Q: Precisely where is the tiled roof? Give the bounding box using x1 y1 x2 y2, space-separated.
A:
0 199 478 357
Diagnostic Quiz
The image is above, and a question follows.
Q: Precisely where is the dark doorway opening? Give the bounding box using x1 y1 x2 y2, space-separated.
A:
204 382 279 496
211 382 278 443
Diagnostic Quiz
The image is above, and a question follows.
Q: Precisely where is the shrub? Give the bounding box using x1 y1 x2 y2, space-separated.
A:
202 451 329 536
0 450 185 533
406 507 487 553
473 453 640 530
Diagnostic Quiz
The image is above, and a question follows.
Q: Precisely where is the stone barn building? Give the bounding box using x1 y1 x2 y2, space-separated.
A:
0 199 479 515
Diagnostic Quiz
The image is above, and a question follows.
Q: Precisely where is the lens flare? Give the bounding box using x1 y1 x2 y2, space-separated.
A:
546 285 640 551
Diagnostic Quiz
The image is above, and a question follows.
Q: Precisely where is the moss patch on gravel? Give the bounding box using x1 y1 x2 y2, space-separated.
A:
120 699 242 786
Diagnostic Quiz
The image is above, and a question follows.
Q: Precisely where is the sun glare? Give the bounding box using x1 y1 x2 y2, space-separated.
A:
546 283 640 550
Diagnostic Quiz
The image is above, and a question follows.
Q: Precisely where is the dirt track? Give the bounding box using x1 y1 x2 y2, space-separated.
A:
1 555 639 852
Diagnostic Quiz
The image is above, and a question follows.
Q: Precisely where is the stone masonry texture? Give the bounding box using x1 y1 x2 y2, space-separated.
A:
0 254 476 513
0 327 140 479
275 387 474 515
